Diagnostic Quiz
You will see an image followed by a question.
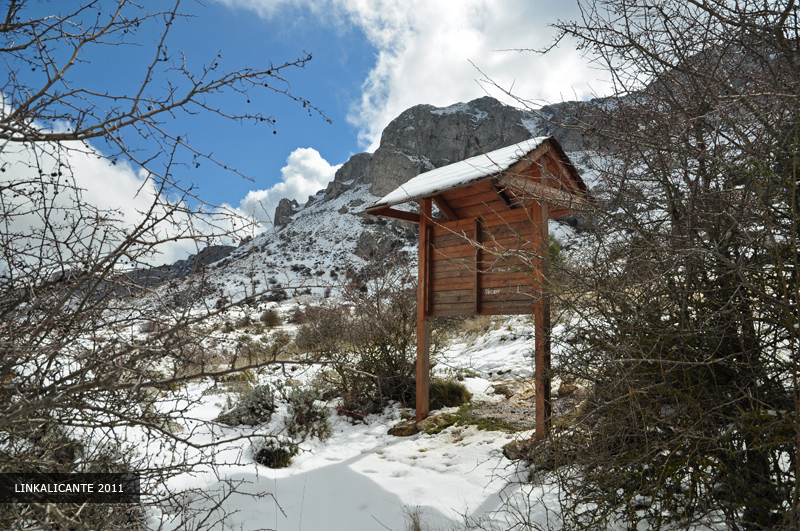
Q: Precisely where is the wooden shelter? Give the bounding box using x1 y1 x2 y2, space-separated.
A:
365 137 589 438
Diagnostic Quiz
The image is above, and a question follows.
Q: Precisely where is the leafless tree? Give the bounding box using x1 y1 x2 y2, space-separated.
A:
477 1 800 529
0 1 328 528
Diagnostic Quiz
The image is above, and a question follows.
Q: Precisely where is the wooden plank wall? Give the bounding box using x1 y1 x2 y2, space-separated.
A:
428 208 544 316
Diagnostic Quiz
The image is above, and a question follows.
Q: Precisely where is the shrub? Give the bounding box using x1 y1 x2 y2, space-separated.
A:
263 289 288 302
215 385 276 427
284 386 331 441
252 438 298 469
429 378 472 410
217 370 255 384
234 332 291 364
456 315 497 342
0 422 146 529
259 309 282 328
304 267 418 417
293 304 349 352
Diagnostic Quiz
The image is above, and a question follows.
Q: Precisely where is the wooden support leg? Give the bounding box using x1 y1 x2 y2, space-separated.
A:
532 200 552 439
416 198 432 422
534 298 552 439
416 318 430 422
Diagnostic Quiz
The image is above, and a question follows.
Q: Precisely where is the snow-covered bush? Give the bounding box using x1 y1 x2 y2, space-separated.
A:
216 385 276 427
284 386 331 441
251 438 298 469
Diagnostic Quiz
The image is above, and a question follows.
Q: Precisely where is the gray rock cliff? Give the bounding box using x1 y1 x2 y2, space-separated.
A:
274 198 300 227
366 96 539 196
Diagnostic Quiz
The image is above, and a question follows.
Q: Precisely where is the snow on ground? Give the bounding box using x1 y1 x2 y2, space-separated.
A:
136 312 556 531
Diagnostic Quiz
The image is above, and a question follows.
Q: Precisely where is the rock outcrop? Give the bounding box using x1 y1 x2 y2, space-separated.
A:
364 96 539 197
333 152 373 184
274 198 300 228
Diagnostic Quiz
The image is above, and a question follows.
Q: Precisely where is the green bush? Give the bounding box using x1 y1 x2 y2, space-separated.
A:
260 309 282 328
252 438 298 469
284 386 331 441
217 370 255 384
429 378 472 410
215 385 276 427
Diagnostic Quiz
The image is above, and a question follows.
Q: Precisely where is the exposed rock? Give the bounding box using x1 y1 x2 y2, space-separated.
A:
491 384 513 399
274 198 299 228
354 227 402 260
126 244 236 290
388 420 418 437
171 245 236 276
367 96 539 197
503 439 534 461
337 205 348 214
305 191 325 206
558 381 579 396
555 212 593 234
416 412 453 431
367 149 434 198
511 382 537 403
537 98 613 152
324 179 352 200
333 152 373 184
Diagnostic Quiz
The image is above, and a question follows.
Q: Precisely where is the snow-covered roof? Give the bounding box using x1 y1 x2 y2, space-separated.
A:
367 137 551 210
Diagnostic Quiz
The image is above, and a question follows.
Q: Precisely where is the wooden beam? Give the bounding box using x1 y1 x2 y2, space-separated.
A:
432 195 459 220
502 176 586 212
416 198 432 422
488 179 515 209
367 207 420 224
504 140 553 179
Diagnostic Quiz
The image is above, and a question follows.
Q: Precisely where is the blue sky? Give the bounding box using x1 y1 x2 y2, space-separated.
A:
6 0 610 263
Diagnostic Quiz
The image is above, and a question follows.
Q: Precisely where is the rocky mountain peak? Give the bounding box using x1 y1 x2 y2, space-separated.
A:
367 96 539 197
274 198 300 228
305 97 543 211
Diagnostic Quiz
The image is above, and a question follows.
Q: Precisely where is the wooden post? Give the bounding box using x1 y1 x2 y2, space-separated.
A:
532 201 552 439
416 198 432 422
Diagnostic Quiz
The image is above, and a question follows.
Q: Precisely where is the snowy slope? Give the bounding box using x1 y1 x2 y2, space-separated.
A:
117 98 602 529
140 316 565 531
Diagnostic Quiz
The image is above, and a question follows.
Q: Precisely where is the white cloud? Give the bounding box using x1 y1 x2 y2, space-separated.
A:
0 140 207 267
214 0 611 149
1 134 339 270
228 147 341 225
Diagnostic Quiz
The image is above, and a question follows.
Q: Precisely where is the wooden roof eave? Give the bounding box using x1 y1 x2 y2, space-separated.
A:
431 195 458 220
366 206 420 224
